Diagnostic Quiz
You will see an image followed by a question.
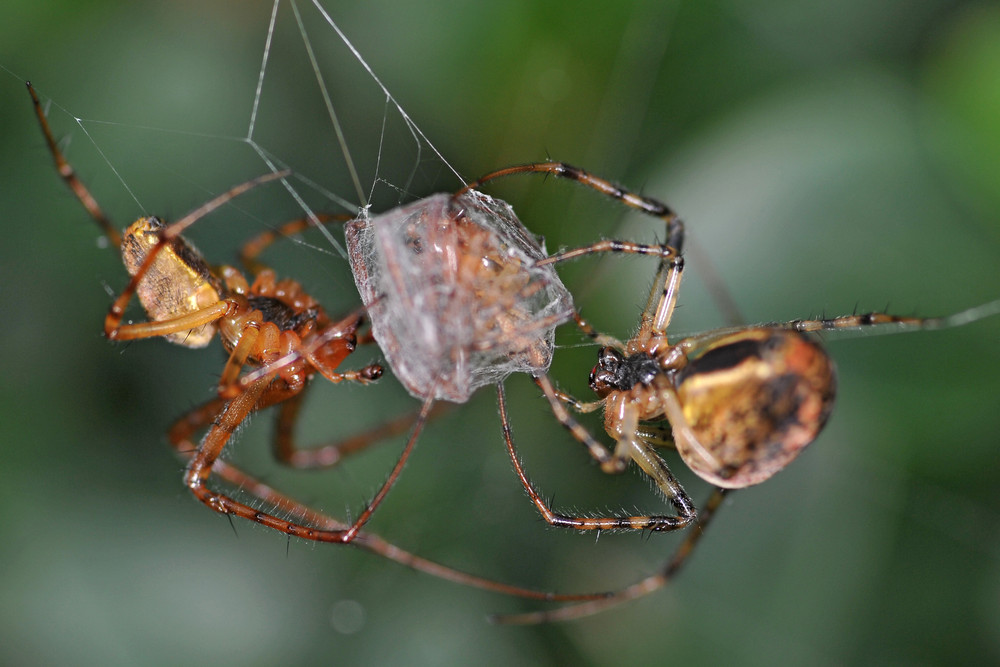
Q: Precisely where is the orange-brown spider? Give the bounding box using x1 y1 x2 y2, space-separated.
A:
27 82 623 605
343 159 1000 623
28 81 390 538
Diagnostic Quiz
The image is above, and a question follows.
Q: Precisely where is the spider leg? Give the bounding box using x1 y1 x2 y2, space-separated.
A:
104 300 233 342
535 239 678 267
782 304 1000 334
104 171 288 342
492 487 729 624
532 375 624 474
269 383 453 470
239 212 352 276
222 309 382 397
167 395 610 603
456 161 684 252
27 81 121 247
672 300 1000 354
180 371 348 539
571 312 626 350
217 317 263 391
501 381 695 532
181 370 425 544
639 255 685 341
337 392 436 541
544 384 605 414
635 423 675 447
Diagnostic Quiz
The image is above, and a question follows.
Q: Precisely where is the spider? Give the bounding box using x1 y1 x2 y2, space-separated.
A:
466 163 1000 623
28 81 625 605
35 80 995 621
344 159 1000 623
28 81 386 532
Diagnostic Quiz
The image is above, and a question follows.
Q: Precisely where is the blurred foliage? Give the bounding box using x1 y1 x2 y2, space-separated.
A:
1 1 998 665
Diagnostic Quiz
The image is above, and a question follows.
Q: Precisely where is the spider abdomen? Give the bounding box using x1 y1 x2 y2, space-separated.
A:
121 216 221 348
673 329 836 488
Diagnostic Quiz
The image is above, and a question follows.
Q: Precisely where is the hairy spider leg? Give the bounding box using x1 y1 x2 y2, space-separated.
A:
179 339 412 543
169 389 612 604
672 303 1000 349
498 381 695 531
493 487 730 624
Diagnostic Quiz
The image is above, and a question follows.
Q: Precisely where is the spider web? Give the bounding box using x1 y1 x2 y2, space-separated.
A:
242 0 467 253
12 0 507 524
25 0 469 269
12 0 708 551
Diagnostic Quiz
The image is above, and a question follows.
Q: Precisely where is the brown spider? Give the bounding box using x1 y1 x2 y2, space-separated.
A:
345 158 1000 623
465 163 999 623
27 82 624 606
28 81 392 536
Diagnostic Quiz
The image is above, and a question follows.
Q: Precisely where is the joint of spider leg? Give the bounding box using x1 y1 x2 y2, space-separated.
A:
205 492 227 514
614 239 677 261
561 165 684 238
599 456 629 476
643 335 684 364
650 514 694 533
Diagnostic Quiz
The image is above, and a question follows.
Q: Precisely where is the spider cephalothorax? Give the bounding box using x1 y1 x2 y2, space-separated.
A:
589 347 661 396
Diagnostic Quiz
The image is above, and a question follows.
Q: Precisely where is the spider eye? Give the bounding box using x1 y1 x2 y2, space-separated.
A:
589 364 612 397
597 347 621 369
589 347 623 397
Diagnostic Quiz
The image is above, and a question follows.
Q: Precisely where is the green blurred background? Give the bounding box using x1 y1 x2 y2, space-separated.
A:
2 1 999 664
